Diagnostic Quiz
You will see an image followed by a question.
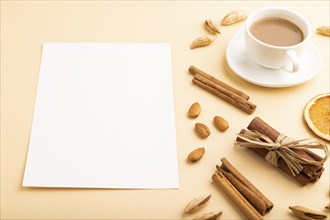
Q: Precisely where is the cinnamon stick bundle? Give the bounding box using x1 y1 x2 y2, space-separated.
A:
237 117 327 186
189 65 256 114
212 158 273 219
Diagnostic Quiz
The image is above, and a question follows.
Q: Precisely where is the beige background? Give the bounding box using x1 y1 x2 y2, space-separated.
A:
1 1 329 219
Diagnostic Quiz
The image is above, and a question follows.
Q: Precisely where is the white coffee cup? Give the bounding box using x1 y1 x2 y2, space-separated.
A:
245 7 311 72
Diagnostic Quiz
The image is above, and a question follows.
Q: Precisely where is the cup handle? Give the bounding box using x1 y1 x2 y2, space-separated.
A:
285 50 299 73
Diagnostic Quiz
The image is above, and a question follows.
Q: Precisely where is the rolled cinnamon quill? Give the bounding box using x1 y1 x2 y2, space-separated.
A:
193 74 256 114
189 65 250 100
236 117 328 186
212 158 273 219
189 65 256 114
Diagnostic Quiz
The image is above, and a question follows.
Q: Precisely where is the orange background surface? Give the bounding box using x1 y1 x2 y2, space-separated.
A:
1 1 329 219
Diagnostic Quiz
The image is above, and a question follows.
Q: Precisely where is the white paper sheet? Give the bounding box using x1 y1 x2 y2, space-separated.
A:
23 43 179 189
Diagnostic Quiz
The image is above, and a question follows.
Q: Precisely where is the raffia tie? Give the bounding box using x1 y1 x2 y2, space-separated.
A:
235 129 329 176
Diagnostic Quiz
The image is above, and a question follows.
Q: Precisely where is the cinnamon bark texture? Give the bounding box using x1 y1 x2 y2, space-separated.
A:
237 117 326 186
189 65 250 100
212 158 273 219
189 66 256 114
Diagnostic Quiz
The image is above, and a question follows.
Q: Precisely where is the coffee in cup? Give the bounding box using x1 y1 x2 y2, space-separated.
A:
250 17 304 46
245 8 311 72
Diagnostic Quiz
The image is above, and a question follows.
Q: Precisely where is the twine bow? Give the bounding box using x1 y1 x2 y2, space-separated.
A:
235 129 329 176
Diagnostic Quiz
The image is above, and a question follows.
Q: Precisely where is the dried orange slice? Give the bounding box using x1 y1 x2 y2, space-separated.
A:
304 93 330 141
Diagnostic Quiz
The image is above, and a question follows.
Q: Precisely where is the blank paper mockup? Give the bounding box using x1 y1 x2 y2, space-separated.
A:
23 43 179 189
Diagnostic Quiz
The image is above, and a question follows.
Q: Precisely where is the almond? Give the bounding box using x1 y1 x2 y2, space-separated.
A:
214 116 229 131
221 10 247 26
317 26 330 36
184 194 211 214
195 123 210 138
192 210 222 220
188 147 205 162
289 206 327 220
188 102 201 118
204 19 221 35
190 35 215 49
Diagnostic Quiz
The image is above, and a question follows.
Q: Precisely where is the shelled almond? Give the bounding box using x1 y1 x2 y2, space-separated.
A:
188 147 205 162
214 116 229 131
195 123 210 138
188 102 201 118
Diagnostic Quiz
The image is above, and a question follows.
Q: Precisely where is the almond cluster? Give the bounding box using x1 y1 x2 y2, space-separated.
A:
191 10 248 49
187 102 229 162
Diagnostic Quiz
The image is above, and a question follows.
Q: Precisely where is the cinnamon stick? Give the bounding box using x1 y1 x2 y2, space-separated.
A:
238 117 325 186
192 74 256 114
212 173 263 220
189 65 250 100
212 158 273 219
218 158 273 215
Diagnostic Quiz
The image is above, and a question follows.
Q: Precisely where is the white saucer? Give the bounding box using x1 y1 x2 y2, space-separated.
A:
226 28 322 88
